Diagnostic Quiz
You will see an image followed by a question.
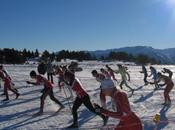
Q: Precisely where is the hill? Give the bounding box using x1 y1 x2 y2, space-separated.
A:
89 46 175 64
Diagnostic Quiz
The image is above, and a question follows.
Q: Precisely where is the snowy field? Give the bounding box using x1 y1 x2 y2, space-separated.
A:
0 62 175 130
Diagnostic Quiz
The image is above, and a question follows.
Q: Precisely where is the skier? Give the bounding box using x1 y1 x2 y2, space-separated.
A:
26 70 64 115
0 65 12 79
94 88 143 130
161 68 173 79
46 59 54 83
91 70 116 110
123 65 130 81
150 72 174 106
63 71 108 128
148 66 159 89
0 65 15 95
114 64 133 92
0 70 20 101
105 64 119 82
140 65 148 85
55 66 65 91
55 66 73 98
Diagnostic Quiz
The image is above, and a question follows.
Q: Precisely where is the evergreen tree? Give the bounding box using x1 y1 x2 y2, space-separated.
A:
35 49 39 57
41 50 50 61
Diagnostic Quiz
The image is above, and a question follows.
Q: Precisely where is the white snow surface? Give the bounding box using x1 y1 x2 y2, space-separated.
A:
0 62 175 130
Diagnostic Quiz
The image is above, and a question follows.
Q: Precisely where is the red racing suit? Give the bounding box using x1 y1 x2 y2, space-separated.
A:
102 90 142 130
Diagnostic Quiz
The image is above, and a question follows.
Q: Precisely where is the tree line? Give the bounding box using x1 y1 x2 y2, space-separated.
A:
0 48 160 65
107 51 160 65
0 48 39 64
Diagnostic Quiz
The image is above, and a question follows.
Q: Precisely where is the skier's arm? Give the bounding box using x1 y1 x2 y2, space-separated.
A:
158 83 166 87
149 78 161 84
96 77 102 82
111 73 119 83
140 71 143 73
102 107 131 119
126 72 130 81
113 70 119 74
3 70 8 76
94 104 122 119
102 109 122 119
161 70 165 73
26 81 40 85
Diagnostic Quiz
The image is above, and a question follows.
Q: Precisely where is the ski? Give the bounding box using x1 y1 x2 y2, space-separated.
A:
62 124 116 130
128 89 134 98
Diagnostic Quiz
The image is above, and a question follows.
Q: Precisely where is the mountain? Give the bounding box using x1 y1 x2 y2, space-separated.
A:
89 46 175 64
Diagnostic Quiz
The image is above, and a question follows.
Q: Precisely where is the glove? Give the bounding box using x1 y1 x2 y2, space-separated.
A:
26 81 31 84
93 103 103 113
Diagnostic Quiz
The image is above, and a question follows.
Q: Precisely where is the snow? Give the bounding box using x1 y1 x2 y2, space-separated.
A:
0 62 175 130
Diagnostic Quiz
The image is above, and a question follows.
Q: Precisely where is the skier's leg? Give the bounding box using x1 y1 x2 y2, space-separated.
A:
120 80 124 89
3 85 9 100
144 75 148 85
1 86 5 95
49 88 64 108
39 89 50 113
124 80 133 91
164 84 173 104
9 87 20 99
47 73 50 81
50 73 54 83
68 97 82 128
83 95 108 126
100 90 106 109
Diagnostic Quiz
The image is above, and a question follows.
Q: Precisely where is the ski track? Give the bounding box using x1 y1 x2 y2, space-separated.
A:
0 63 175 130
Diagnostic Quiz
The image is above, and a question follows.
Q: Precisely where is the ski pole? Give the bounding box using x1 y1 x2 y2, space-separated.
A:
63 86 72 111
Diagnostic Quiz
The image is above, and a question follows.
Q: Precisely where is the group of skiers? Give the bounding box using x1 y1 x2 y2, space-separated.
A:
0 62 174 130
140 65 174 106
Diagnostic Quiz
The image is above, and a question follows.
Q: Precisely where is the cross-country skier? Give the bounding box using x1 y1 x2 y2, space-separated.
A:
94 88 143 130
92 69 116 110
55 66 73 98
55 66 65 91
150 72 174 106
140 65 148 85
26 70 64 115
0 65 15 95
114 64 133 92
46 59 54 84
123 65 130 81
148 66 159 89
63 71 108 128
161 68 173 79
0 69 20 101
105 64 119 82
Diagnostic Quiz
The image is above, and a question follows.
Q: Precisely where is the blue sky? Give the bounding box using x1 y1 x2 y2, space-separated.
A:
0 0 175 52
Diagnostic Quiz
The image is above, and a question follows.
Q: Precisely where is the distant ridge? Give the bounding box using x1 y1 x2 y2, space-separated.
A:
89 46 175 64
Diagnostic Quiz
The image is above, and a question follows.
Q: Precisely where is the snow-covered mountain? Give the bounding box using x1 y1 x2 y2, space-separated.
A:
89 46 175 64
